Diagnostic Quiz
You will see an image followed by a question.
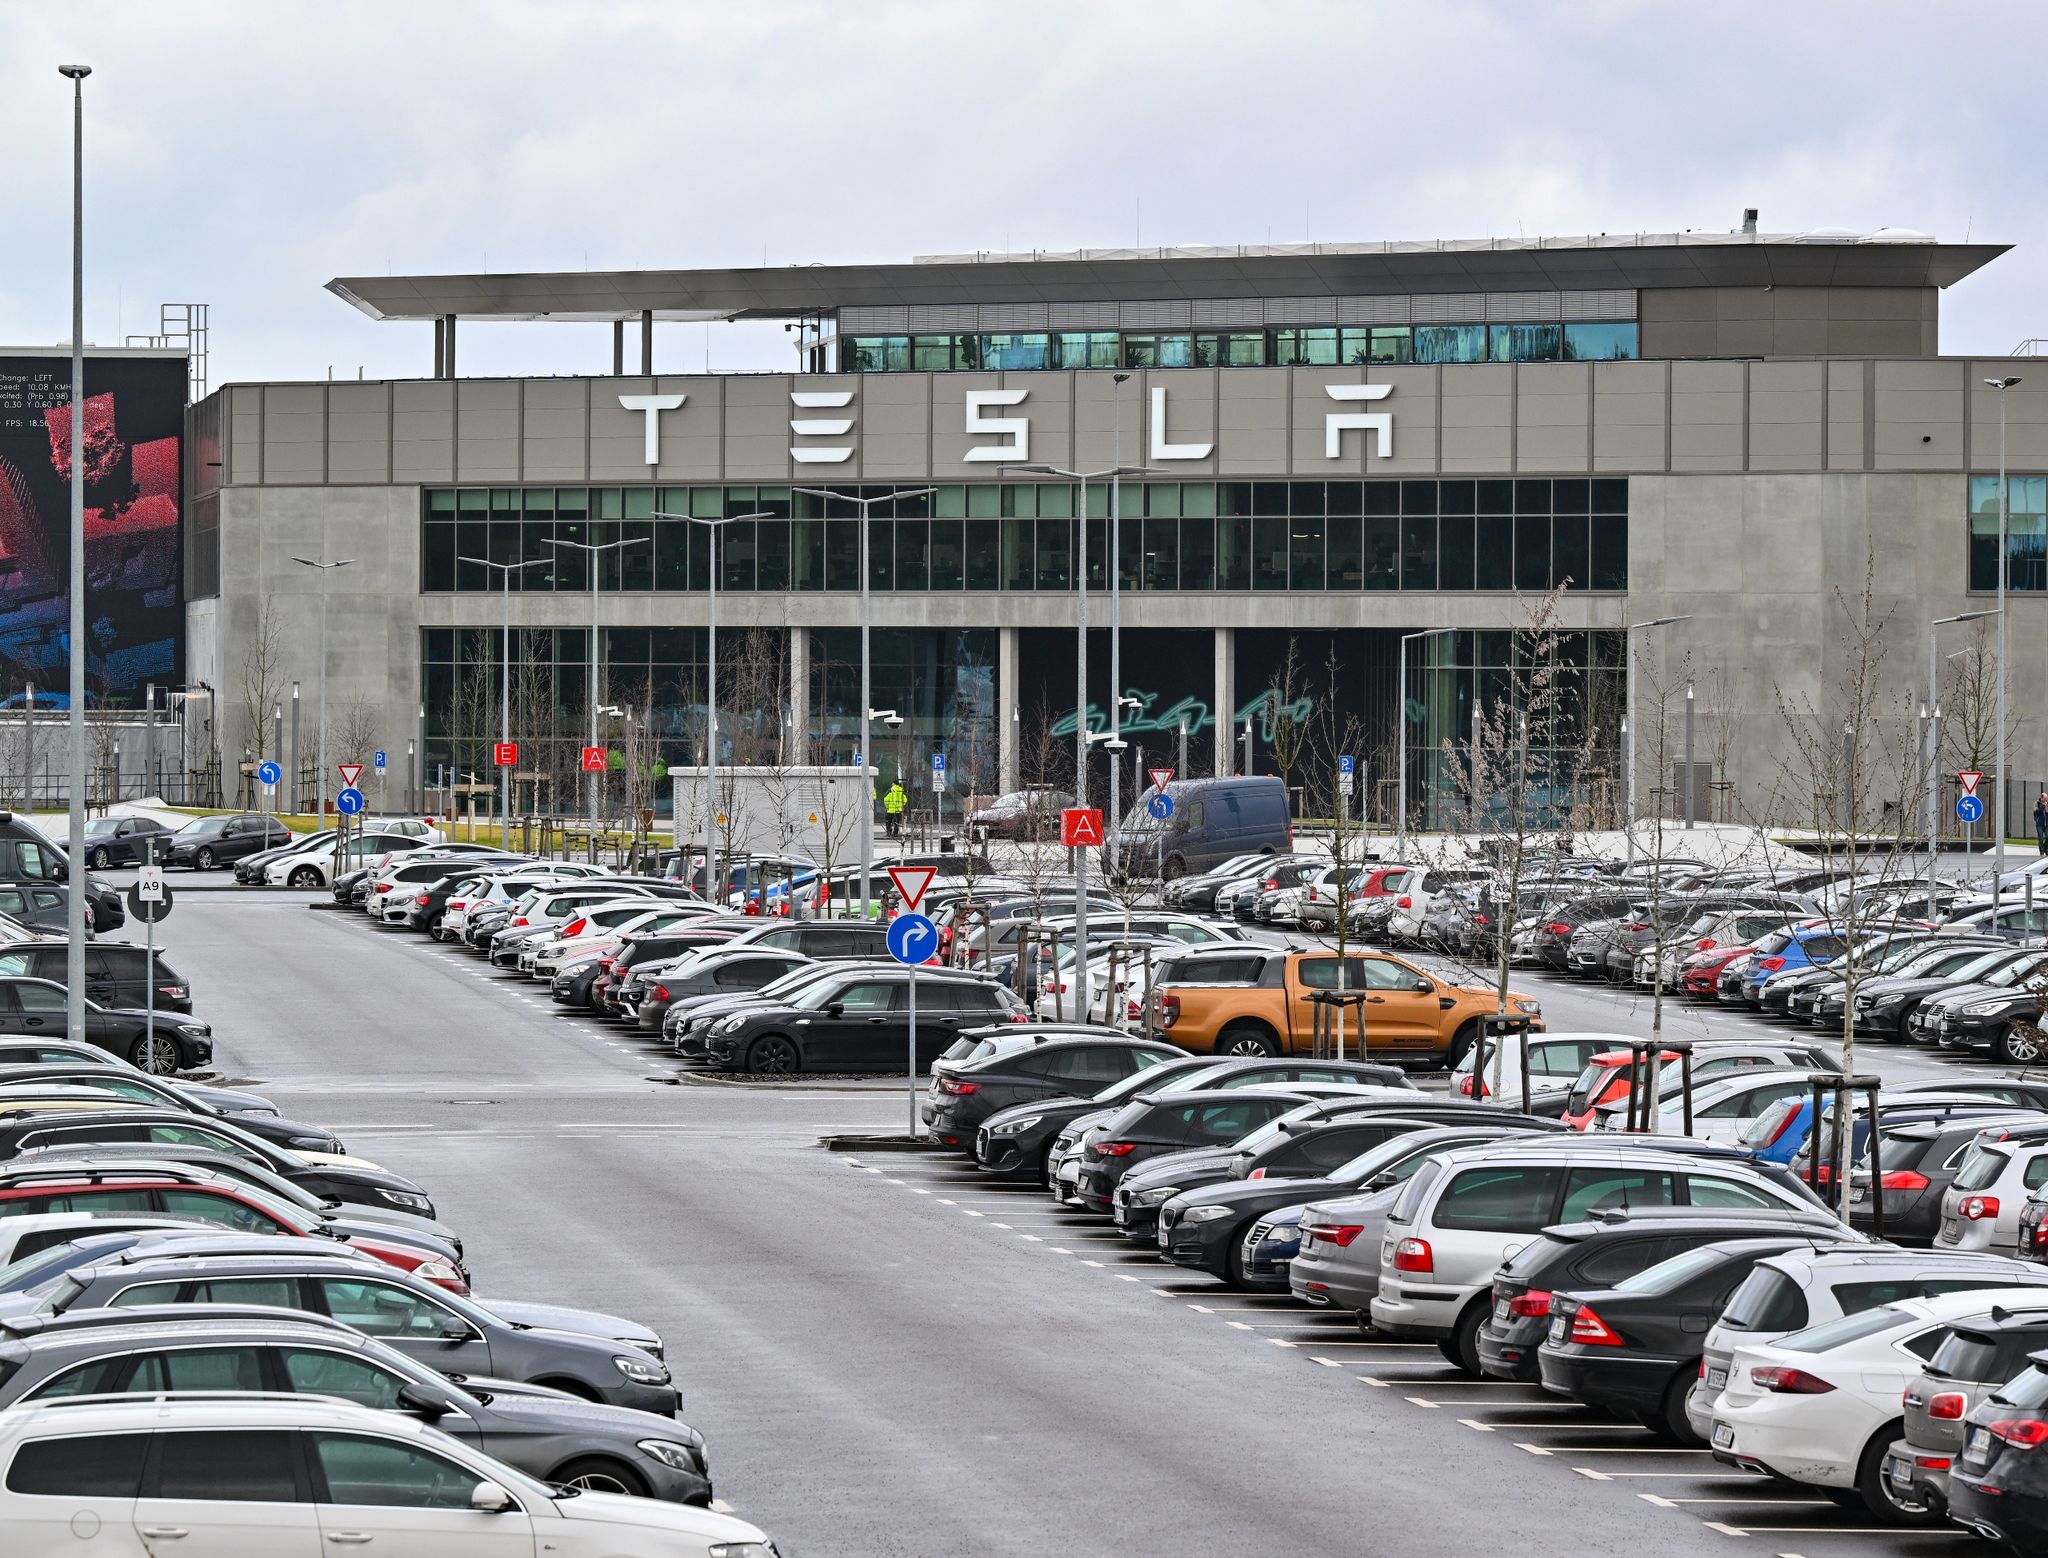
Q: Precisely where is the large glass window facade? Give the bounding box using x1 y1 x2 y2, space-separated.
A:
424 480 1626 596
841 322 1637 372
1969 475 2048 592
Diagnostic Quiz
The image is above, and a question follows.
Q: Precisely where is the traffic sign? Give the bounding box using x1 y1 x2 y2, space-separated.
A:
256 761 282 788
373 751 387 771
1061 807 1105 848
580 746 608 773
335 787 366 816
1146 792 1174 821
337 763 364 790
1959 770 1984 798
126 881 173 924
886 912 938 965
887 864 937 911
493 742 518 767
1958 794 1985 824
1338 755 1355 775
135 865 166 904
1148 767 1175 791
931 752 947 791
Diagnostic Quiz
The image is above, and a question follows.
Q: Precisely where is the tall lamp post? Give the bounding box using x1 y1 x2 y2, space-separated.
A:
1396 628 1455 860
653 510 770 898
1624 615 1691 870
59 62 90 1045
1002 461 1155 1019
547 536 648 862
1986 375 2022 910
793 487 933 920
290 557 356 824
1931 608 2001 877
455 555 550 849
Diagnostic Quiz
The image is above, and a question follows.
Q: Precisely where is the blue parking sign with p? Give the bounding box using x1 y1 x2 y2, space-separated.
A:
374 750 387 770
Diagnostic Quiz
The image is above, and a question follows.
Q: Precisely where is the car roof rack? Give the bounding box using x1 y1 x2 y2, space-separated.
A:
0 1305 356 1341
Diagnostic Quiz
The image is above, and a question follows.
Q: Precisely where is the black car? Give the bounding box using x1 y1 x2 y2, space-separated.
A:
592 927 750 1015
1072 1089 1329 1212
164 814 294 870
0 939 191 1015
1119 1097 1563 1242
78 815 175 870
1909 949 2048 1048
725 921 893 961
1479 1207 1847 1384
0 1065 334 1155
232 829 336 884
1151 1117 1563 1284
1843 1110 2048 1242
974 1056 1229 1182
0 1108 436 1218
1948 1346 2048 1549
925 1034 1184 1149
0 977 211 1074
1527 894 1637 971
697 967 1028 1074
1537 1233 1860 1439
1848 943 2030 1040
629 948 812 1027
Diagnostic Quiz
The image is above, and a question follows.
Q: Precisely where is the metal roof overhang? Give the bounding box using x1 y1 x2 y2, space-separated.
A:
327 241 2010 324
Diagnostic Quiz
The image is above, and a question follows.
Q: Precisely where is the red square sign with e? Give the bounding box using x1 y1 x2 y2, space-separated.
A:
580 746 608 773
1060 808 1104 848
493 742 519 767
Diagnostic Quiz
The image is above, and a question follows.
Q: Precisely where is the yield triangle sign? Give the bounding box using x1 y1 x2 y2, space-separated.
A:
887 865 937 912
1959 770 1984 798
1148 768 1175 791
337 763 364 790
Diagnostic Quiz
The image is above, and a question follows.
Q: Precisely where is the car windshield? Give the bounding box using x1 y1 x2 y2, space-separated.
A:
1094 1060 1214 1103
1333 1134 1468 1184
171 819 221 839
1991 1364 2048 1411
753 964 844 1001
1740 1098 1802 1149
83 819 119 837
1988 955 2048 988
0 1240 117 1293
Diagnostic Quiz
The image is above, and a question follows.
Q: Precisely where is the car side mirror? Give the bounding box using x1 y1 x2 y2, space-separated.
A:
1411 978 1433 993
1365 1172 1397 1191
439 1317 478 1342
824 1001 845 1018
397 1380 455 1418
469 1481 515 1514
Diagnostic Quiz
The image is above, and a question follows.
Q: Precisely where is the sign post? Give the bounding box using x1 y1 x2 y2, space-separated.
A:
885 865 939 1138
130 847 171 1071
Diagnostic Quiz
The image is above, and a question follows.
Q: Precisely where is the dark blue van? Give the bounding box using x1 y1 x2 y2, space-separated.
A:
1112 776 1291 881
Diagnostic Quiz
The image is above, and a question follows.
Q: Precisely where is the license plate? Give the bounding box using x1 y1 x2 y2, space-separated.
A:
1113 1205 1127 1225
1548 1316 1567 1344
1494 1299 1512 1326
1888 1457 1913 1492
1711 1422 1735 1450
1706 1366 1727 1389
1969 1427 1991 1458
1851 1186 1868 1203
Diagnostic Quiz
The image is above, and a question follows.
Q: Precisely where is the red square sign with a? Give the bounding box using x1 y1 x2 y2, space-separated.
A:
1060 807 1105 848
493 742 519 768
580 746 609 773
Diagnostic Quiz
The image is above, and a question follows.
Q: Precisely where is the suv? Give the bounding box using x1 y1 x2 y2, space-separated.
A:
0 1396 773 1550
0 939 191 1015
1369 1137 1828 1373
1685 1245 2048 1442
0 975 212 1074
0 1308 716 1504
696 966 1026 1074
1558 1040 1838 1131
924 1035 1182 1150
726 920 892 960
1886 1304 2048 1519
164 814 293 870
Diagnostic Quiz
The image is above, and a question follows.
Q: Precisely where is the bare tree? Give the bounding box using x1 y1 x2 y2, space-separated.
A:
1941 621 2025 786
235 599 287 763
1291 642 1373 1058
1261 635 1312 813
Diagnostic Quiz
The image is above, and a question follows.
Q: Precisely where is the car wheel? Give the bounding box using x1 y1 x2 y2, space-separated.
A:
1216 1025 1276 1057
129 1032 182 1075
1997 1023 2045 1066
1446 1020 1482 1070
1855 1423 1936 1524
1656 1368 1703 1445
551 1457 649 1498
1437 1302 1486 1377
1161 855 1187 882
89 846 110 869
746 1034 801 1075
196 846 215 870
288 865 321 888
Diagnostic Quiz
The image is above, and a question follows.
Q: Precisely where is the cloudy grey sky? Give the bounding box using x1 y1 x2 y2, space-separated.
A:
2 1 2041 388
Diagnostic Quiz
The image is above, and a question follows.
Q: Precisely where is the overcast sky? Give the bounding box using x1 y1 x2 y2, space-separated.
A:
2 1 2042 388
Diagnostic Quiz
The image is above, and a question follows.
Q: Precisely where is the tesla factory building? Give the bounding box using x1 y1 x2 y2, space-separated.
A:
184 224 2045 827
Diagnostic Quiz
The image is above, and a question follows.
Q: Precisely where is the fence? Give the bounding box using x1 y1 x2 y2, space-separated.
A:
0 712 217 811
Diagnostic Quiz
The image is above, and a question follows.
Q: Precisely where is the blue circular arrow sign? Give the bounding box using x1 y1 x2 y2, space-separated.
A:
257 761 282 787
886 913 937 965
1146 792 1174 820
335 787 366 816
1957 794 1984 824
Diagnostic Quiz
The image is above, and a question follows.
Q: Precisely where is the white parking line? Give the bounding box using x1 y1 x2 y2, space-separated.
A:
1639 1495 1828 1508
1521 1444 1702 1457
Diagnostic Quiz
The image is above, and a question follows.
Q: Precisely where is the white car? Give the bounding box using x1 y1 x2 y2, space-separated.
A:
1934 1129 2048 1255
0 1394 777 1556
1713 1287 2048 1523
1033 935 1182 1024
1449 1031 1639 1106
1593 1069 1820 1144
527 904 702 977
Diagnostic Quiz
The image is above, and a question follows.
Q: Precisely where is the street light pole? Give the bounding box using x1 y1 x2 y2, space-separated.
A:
456 555 549 850
1932 607 2002 884
547 536 647 864
793 488 933 919
1109 373 1131 865
1623 615 1691 871
1397 628 1454 860
1987 376 2022 910
290 557 356 824
59 62 90 1047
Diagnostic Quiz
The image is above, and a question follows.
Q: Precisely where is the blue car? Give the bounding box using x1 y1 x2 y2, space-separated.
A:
1737 924 1847 1007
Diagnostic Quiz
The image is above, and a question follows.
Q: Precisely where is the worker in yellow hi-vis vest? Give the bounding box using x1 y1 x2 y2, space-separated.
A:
883 781 907 839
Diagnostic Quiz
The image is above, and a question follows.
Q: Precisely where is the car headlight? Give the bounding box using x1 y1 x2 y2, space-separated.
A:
1512 998 1540 1015
990 1115 1041 1136
635 1438 704 1473
289 1135 341 1153
1131 1185 1181 1206
411 1260 462 1284
707 1544 778 1558
1964 998 2021 1017
714 1015 748 1034
377 1189 433 1213
614 1354 671 1386
1183 1204 1232 1223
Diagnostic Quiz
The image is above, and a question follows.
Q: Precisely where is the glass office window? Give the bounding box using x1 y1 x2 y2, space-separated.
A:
937 519 972 590
1055 332 1119 369
1252 514 1289 589
1143 516 1177 591
1124 334 1195 369
847 336 910 372
1490 323 1564 363
1181 482 1216 518
1514 514 1551 591
1326 514 1362 589
1083 513 1108 588
1341 326 1413 364
1036 517 1072 591
1000 482 1036 519
1590 513 1629 591
1001 518 1034 591
1552 513 1589 590
756 520 790 592
912 335 980 372
894 520 930 591
1412 324 1488 363
1361 516 1399 589
966 484 1000 519
980 333 1050 370
1194 333 1267 367
1563 322 1640 361
1270 327 1339 366
1970 474 2048 592
1118 512 1144 590
1216 514 1250 590
1475 512 1513 590
1289 515 1327 591
1437 513 1476 591
1180 515 1216 590
1402 513 1437 590
791 518 825 590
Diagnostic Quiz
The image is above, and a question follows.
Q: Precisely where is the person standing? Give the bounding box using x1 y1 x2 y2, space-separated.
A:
884 781 907 840
2034 791 2048 858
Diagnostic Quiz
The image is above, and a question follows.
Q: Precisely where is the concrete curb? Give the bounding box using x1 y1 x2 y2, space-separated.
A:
819 1133 938 1152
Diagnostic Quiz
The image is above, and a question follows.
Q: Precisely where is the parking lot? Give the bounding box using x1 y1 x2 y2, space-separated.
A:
140 865 2038 1557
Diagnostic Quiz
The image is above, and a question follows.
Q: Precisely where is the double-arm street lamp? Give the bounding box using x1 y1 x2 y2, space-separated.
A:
456 556 551 849
1986 375 2023 908
1396 628 1455 858
290 557 357 824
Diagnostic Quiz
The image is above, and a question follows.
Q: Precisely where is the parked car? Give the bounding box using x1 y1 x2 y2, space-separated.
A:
1559 1040 1838 1131
968 786 1076 841
1884 1302 2048 1522
0 1030 234 1107
163 813 294 870
0 938 192 1015
1071 1088 1346 1212
1936 1124 2048 1255
694 966 1028 1074
0 1064 333 1154
973 1056 1231 1183
924 1033 1181 1150
77 814 175 869
1847 940 2022 1040
1948 1343 2048 1547
1450 1032 1639 1108
0 1395 777 1551
1111 775 1293 881
0 974 210 1073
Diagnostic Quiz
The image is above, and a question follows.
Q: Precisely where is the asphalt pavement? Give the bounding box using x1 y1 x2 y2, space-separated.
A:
161 891 1974 1557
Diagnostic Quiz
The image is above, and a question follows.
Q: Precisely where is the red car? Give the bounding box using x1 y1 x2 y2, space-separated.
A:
0 1171 468 1292
1678 941 1756 999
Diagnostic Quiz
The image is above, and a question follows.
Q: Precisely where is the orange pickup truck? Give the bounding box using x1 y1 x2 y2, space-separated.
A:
1154 946 1542 1066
